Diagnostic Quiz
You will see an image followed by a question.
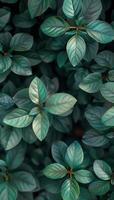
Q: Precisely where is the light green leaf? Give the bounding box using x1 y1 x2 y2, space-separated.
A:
65 141 84 169
66 35 86 67
3 108 33 128
32 112 49 141
87 20 114 43
74 170 94 184
12 171 36 192
100 82 114 103
62 0 82 19
102 107 114 127
0 55 12 73
61 178 80 200
93 160 112 180
29 77 47 104
10 33 33 51
89 180 110 196
43 163 67 179
41 16 69 37
0 182 17 200
79 72 102 93
45 93 77 115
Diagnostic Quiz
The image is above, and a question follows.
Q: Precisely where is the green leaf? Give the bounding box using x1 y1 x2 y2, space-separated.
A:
79 72 102 93
0 55 12 73
0 0 17 3
65 141 84 169
28 0 54 18
0 8 11 29
74 170 94 184
89 180 110 196
95 50 114 68
100 82 114 103
102 106 114 127
12 171 36 192
87 20 114 43
32 112 49 141
11 55 32 76
66 35 86 67
29 77 47 104
41 16 69 37
3 108 33 128
0 93 14 109
93 160 112 180
51 141 67 165
43 163 67 179
10 33 33 51
45 93 77 115
0 182 17 200
62 0 82 19
61 178 80 200
0 126 22 150
82 0 102 22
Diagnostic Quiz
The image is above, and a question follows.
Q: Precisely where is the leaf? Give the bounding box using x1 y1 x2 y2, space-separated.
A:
102 106 114 127
84 38 99 62
45 93 77 115
29 77 47 104
10 33 33 51
28 0 54 18
74 170 94 184
0 182 17 200
100 82 114 103
11 55 32 76
41 16 69 37
0 126 22 150
82 129 109 147
0 93 14 109
0 0 17 3
61 178 80 200
43 163 67 179
32 112 49 141
93 160 112 180
6 143 26 170
0 8 11 29
12 171 36 192
51 141 67 165
95 50 114 68
82 0 102 22
0 55 12 73
66 35 86 67
3 108 33 128
87 20 114 43
89 180 110 196
62 0 82 19
79 72 102 93
65 141 84 169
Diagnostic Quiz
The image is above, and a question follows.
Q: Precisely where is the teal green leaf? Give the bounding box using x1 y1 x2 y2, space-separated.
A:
74 170 94 184
100 82 114 103
43 163 67 179
45 93 77 115
66 35 86 67
95 50 114 68
89 180 110 196
61 178 80 200
93 160 112 180
32 112 49 141
87 20 114 43
65 141 84 169
79 72 102 93
12 171 36 192
41 16 69 37
0 93 14 109
11 55 32 76
0 8 11 28
0 55 12 73
62 0 82 19
3 108 33 128
0 182 17 200
29 77 47 104
102 107 114 127
82 0 102 22
10 33 33 51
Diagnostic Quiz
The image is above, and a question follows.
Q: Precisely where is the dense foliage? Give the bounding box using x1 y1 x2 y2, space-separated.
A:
0 0 114 199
